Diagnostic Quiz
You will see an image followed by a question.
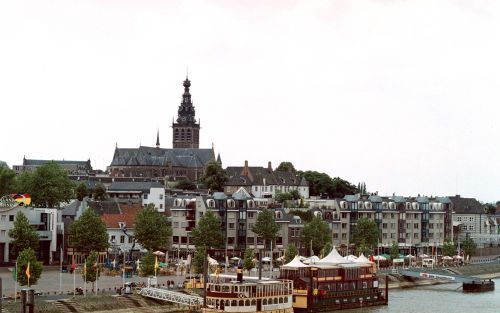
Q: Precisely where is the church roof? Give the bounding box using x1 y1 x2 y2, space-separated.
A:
225 165 303 187
108 181 163 192
110 146 214 168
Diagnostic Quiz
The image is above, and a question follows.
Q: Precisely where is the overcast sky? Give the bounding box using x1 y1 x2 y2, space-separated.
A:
1 1 499 202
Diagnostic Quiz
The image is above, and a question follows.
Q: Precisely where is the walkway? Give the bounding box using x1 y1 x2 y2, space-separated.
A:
139 287 202 307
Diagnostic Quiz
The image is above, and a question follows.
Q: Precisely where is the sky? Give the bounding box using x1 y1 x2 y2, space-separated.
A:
1 0 499 202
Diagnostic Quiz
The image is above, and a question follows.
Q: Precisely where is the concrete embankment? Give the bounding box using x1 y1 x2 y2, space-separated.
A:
379 262 500 289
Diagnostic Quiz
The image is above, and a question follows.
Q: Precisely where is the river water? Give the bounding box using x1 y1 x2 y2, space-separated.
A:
341 278 499 313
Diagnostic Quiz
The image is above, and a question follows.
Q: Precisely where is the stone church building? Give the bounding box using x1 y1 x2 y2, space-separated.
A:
107 77 216 182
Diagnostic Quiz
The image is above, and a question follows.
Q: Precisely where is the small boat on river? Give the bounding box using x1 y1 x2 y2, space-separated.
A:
463 279 495 292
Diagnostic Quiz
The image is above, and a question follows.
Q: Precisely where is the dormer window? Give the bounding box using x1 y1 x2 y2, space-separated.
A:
207 199 215 208
118 222 126 230
227 199 235 208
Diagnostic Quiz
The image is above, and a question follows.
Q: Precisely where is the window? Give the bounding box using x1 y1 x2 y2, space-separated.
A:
9 215 14 222
406 233 410 239
391 223 396 229
468 225 474 231
173 222 179 228
383 233 387 239
429 223 434 229
228 237 235 244
128 236 133 243
159 194 163 200
143 194 148 199
413 233 419 239
341 233 347 239
160 204 163 210
414 223 419 229
120 235 125 243
333 233 338 239
248 212 254 219
382 223 387 229
391 213 395 219
341 213 347 219
390 233 395 239
414 214 419 219
341 223 347 229
229 223 235 229
110 235 116 242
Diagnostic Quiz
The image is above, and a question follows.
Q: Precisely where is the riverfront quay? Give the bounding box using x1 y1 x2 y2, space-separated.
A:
340 278 499 313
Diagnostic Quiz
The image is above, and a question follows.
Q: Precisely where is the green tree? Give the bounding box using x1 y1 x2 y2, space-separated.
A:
134 204 172 252
0 165 16 196
252 209 280 249
200 161 228 192
356 239 371 256
30 162 74 207
75 182 88 201
276 162 296 173
390 242 399 260
93 183 107 201
275 192 293 203
442 240 456 257
243 248 255 274
300 216 331 255
352 218 379 250
284 244 298 263
82 250 100 290
193 246 207 274
8 211 40 259
69 208 109 252
331 177 358 198
289 189 301 200
175 179 196 190
301 171 335 198
321 241 333 258
15 172 34 194
139 251 155 277
357 182 367 194
16 248 43 286
191 211 224 249
462 238 477 257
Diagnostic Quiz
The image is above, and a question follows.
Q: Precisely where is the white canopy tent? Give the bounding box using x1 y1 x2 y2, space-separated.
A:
353 253 373 264
302 256 320 264
282 255 310 269
344 255 358 262
316 247 351 265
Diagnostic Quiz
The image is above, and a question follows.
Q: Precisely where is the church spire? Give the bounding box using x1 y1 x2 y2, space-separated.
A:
156 129 160 148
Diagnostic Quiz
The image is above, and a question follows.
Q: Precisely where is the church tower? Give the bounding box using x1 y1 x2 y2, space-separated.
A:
172 76 200 148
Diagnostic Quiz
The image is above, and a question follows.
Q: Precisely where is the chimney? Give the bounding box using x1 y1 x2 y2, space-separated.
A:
268 161 272 172
242 160 249 177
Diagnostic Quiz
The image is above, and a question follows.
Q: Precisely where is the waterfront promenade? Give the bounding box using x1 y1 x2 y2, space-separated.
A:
0 266 187 296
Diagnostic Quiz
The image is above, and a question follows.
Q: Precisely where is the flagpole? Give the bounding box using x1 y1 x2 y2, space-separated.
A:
59 247 62 295
14 261 17 303
73 263 76 298
27 262 30 289
84 259 87 297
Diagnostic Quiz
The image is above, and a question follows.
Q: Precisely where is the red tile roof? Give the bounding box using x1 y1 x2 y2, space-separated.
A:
101 203 142 229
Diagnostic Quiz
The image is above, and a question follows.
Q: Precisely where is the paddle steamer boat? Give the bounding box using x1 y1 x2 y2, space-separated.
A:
279 249 388 312
203 267 294 313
